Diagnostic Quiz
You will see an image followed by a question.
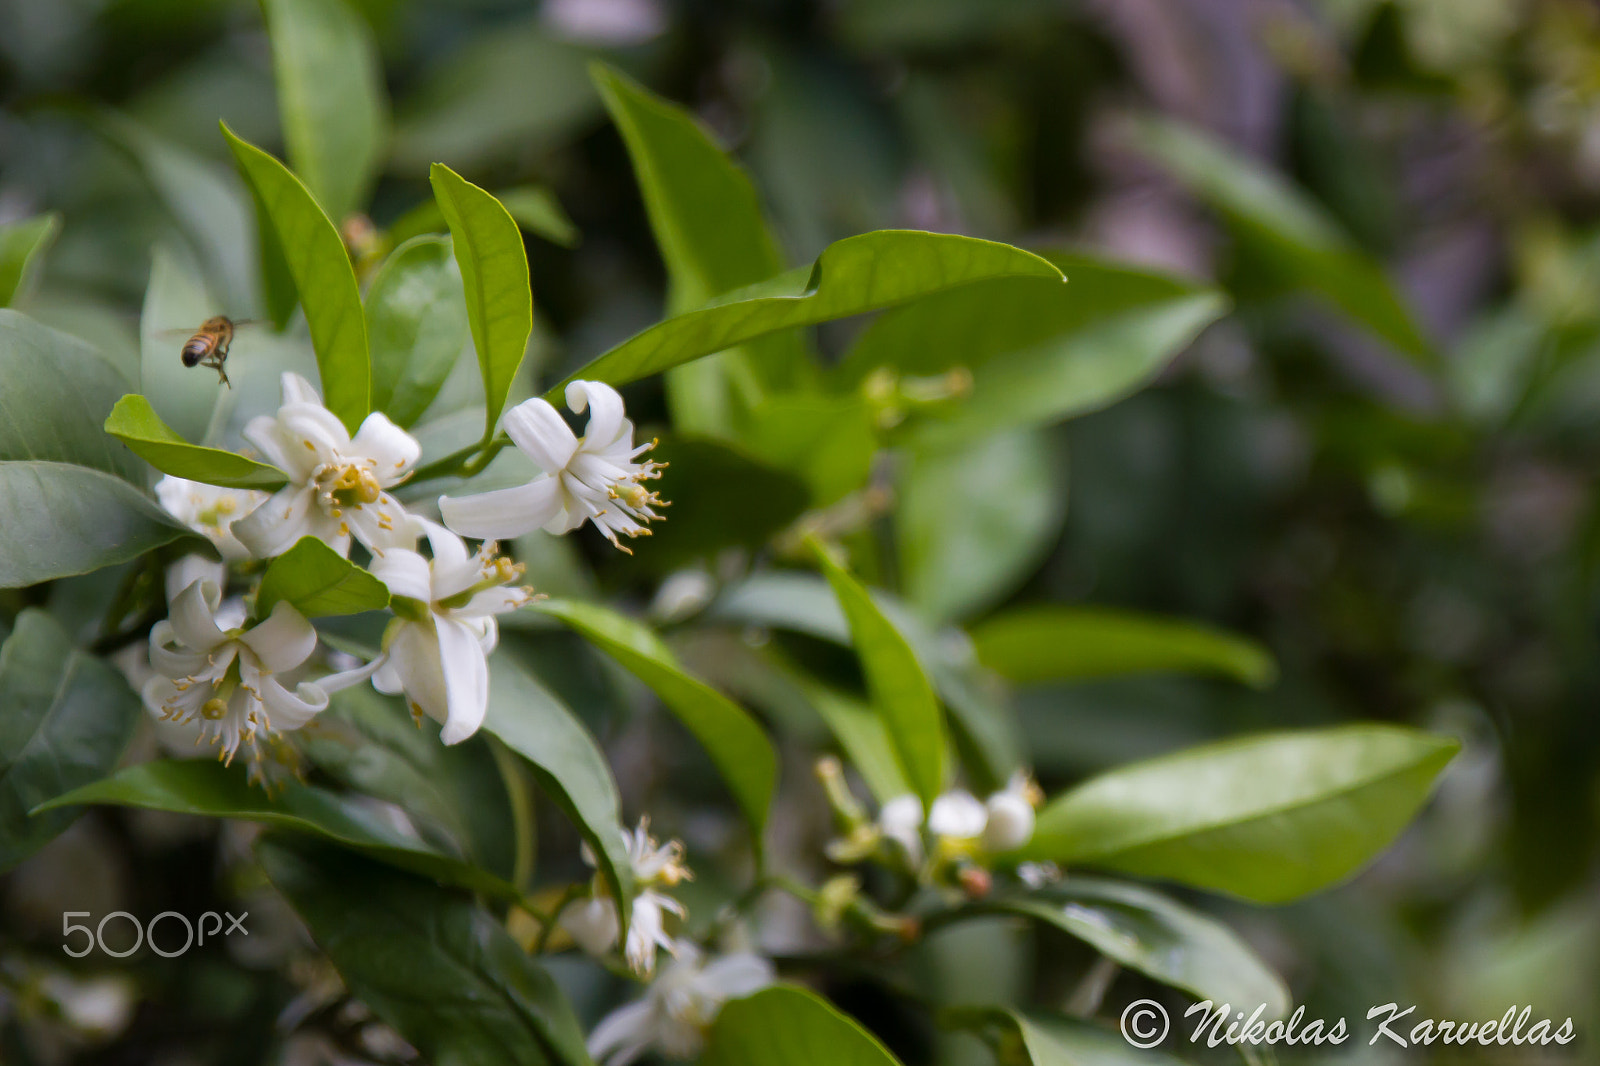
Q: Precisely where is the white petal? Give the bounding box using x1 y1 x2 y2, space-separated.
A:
351 412 422 481
928 790 988 840
455 586 531 619
503 397 579 472
238 601 317 674
698 952 776 1001
367 548 433 602
279 371 321 406
381 621 447 722
435 617 489 745
242 416 312 478
981 792 1035 852
414 517 472 577
164 555 225 609
232 486 319 559
558 897 620 956
439 476 566 542
565 380 628 449
587 1000 655 1066
168 581 226 651
257 674 328 731
314 655 384 693
147 623 209 679
343 494 415 554
281 402 352 457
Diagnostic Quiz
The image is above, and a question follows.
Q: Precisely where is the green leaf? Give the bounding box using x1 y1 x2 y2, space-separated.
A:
1123 116 1434 366
259 835 595 1066
0 213 60 307
0 310 139 479
548 231 1064 401
1026 725 1460 902
430 164 534 440
255 536 391 618
899 428 1065 624
842 253 1227 444
943 1008 1189 1066
703 985 903 1066
481 652 634 931
139 246 228 443
789 675 910 803
104 393 288 489
988 878 1289 1016
593 63 810 433
261 0 388 223
365 235 470 427
40 759 522 901
739 393 877 507
1 611 141 870
531 599 776 838
222 123 370 432
498 186 581 248
970 606 1277 688
808 537 945 805
0 462 189 588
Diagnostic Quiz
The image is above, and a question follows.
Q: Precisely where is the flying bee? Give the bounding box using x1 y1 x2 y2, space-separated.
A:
161 316 258 388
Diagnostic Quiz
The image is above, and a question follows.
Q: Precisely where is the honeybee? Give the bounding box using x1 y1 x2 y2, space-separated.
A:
174 316 251 388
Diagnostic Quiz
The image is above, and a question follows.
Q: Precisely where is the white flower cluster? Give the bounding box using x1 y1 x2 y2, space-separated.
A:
556 818 773 1066
144 372 665 773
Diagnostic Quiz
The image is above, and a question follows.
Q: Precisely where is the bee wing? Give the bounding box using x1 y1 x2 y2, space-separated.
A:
151 327 201 339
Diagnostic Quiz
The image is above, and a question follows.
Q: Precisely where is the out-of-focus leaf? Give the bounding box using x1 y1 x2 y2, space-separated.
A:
365 235 469 427
0 310 140 480
594 63 810 434
0 611 140 870
548 231 1064 401
430 164 533 440
255 536 390 618
262 0 388 223
531 599 776 839
703 985 903 1066
498 186 580 248
842 253 1226 444
970 605 1277 688
41 760 521 901
942 1007 1189 1066
790 674 910 803
94 113 257 314
899 428 1065 624
0 213 59 307
0 462 189 588
986 879 1289 1016
222 124 370 432
808 536 945 805
740 393 877 506
391 22 600 172
104 394 287 489
139 246 226 443
1026 725 1459 902
632 438 808 572
258 835 595 1066
1123 116 1434 366
482 652 634 931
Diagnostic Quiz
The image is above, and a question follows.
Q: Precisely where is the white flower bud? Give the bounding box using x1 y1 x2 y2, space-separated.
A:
982 789 1035 852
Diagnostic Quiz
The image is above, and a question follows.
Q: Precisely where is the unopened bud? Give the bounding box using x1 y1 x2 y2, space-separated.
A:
957 865 992 900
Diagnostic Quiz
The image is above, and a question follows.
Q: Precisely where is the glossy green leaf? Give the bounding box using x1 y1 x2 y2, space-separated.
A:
842 253 1226 444
547 231 1063 402
1123 116 1434 366
262 0 388 223
104 393 288 489
1026 725 1460 902
222 123 370 432
594 63 810 432
899 428 1065 624
791 675 910 803
808 537 945 805
0 462 189 588
365 235 470 426
0 213 59 307
430 164 534 439
255 536 390 618
40 759 521 901
703 985 903 1066
971 606 1277 688
260 835 594 1066
481 652 634 930
531 599 776 837
988 878 1289 1016
0 611 141 870
942 1008 1189 1066
0 311 140 480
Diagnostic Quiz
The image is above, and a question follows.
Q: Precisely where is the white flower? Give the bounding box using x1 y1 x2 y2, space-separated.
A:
625 890 687 977
587 942 774 1066
368 520 534 745
439 380 664 550
562 817 694 976
233 373 421 558
928 789 988 843
560 897 621 957
982 771 1040 853
142 575 372 764
156 477 267 562
877 794 925 866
